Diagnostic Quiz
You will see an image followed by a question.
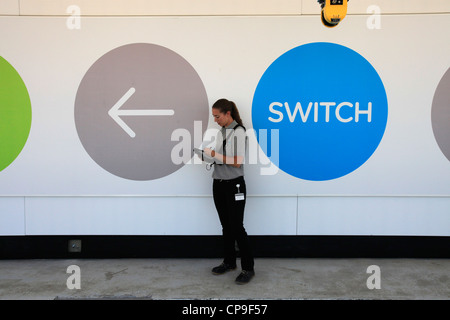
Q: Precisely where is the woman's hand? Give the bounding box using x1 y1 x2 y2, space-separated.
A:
204 148 215 157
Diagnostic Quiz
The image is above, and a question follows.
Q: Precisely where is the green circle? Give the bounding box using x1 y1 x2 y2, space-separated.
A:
0 57 32 172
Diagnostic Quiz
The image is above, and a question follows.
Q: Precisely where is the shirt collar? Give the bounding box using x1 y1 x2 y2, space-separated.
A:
224 120 237 129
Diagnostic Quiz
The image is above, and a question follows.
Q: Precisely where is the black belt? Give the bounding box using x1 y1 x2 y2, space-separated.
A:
214 176 244 183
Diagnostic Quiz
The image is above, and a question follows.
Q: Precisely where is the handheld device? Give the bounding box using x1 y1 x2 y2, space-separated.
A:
193 148 215 164
319 0 349 28
193 148 204 157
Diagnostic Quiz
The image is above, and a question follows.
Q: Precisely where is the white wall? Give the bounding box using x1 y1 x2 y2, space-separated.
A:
4 0 449 15
0 1 449 236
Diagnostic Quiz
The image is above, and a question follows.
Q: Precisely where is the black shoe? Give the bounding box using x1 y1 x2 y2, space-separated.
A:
211 262 236 275
235 270 255 284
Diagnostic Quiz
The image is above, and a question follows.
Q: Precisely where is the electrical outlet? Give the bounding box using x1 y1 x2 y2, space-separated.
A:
68 239 82 253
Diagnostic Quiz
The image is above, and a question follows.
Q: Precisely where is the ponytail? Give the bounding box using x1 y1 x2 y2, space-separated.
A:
212 98 244 127
229 101 244 127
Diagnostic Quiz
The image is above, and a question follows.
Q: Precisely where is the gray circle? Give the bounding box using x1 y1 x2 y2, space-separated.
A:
75 43 209 180
431 67 450 162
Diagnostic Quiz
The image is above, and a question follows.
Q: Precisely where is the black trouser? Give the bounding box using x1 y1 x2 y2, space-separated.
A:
213 176 254 271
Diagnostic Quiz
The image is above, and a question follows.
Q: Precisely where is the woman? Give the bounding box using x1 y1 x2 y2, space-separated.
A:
203 98 255 284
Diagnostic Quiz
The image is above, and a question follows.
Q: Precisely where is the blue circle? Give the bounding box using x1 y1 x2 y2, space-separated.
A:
252 42 388 181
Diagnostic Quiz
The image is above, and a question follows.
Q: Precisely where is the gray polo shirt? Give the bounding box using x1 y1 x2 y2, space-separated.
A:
212 120 246 180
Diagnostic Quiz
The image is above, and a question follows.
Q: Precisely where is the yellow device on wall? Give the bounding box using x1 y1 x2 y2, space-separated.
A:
320 0 349 28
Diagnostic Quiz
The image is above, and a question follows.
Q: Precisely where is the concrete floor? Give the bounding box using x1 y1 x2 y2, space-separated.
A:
0 258 448 300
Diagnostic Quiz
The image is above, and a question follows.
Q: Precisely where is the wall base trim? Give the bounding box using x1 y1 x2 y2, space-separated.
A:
1 235 449 259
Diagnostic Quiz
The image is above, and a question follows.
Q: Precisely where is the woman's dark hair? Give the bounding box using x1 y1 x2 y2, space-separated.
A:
212 98 244 127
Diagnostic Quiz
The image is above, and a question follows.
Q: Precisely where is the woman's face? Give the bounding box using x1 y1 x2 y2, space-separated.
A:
212 108 232 127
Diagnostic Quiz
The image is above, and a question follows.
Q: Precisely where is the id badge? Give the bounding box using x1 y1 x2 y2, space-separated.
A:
235 183 245 201
235 193 245 201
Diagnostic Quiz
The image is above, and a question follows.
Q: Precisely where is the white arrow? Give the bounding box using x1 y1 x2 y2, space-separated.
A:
108 87 175 138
